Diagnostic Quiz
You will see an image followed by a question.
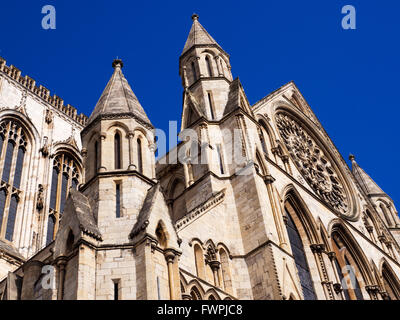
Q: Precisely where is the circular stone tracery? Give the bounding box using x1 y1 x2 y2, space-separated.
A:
275 113 349 214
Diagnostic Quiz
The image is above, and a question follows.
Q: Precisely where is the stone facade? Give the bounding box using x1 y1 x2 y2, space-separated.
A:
0 15 400 300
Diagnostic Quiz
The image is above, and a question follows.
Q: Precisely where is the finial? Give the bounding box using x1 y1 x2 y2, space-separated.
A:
192 13 199 21
112 59 124 69
349 154 355 162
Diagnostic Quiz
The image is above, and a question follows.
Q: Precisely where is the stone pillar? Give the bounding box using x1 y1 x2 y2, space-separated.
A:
56 257 67 300
149 143 157 180
209 261 221 287
165 250 176 300
310 244 334 300
99 132 107 173
128 131 136 170
215 56 222 76
327 251 345 300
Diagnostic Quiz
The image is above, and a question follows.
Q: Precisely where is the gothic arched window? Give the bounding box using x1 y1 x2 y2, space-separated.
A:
284 208 317 300
382 263 400 300
114 132 122 170
46 153 80 245
137 138 143 174
0 120 28 242
331 231 365 300
379 203 393 227
205 56 213 77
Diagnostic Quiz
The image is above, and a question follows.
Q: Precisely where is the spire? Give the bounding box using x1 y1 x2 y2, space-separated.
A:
87 59 152 127
182 14 224 55
350 154 386 196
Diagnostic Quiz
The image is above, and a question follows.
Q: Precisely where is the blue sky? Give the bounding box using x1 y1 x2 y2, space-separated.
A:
0 1 399 207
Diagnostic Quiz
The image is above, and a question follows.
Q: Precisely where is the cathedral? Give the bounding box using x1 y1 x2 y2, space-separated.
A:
0 15 399 300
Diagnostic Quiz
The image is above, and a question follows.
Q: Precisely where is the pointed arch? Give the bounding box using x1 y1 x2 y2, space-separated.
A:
218 246 233 294
318 219 332 253
282 185 320 244
257 117 277 157
0 115 38 243
204 288 221 300
329 220 375 300
193 242 206 279
187 279 206 300
168 177 186 222
46 152 82 244
380 259 400 300
378 202 394 227
282 186 319 300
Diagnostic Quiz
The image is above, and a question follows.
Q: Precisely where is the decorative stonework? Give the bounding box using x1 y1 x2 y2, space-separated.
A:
276 113 349 214
175 189 226 231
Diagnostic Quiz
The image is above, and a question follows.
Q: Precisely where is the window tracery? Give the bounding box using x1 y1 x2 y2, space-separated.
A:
276 113 348 214
0 120 28 242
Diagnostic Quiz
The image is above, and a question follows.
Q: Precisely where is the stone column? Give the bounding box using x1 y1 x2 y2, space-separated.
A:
215 56 223 76
310 244 334 300
128 131 136 170
99 132 107 173
56 257 68 300
327 251 345 300
165 250 176 300
149 143 157 180
209 261 221 287
365 285 380 300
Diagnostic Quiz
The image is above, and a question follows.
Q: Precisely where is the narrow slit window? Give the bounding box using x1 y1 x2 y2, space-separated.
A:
116 183 121 218
114 281 120 300
115 133 122 169
205 56 213 77
208 93 215 120
217 145 225 175
137 139 143 174
94 141 99 172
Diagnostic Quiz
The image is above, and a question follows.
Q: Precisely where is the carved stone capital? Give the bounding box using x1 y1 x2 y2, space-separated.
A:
366 225 374 233
209 260 221 272
333 283 342 294
128 131 135 139
81 148 88 157
182 294 192 300
310 243 325 254
263 175 276 185
164 249 177 264
365 285 380 293
328 251 336 260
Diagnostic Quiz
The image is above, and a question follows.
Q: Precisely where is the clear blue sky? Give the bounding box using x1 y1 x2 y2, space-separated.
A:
1 1 399 207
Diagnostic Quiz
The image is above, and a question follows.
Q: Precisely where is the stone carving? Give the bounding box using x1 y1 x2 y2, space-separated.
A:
36 184 44 211
276 113 348 214
45 109 53 124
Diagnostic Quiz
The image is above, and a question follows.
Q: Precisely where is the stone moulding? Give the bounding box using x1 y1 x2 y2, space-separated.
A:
175 188 226 231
